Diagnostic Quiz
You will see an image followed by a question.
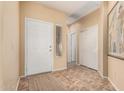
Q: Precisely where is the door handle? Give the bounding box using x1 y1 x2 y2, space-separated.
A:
49 45 52 48
49 49 52 52
49 45 52 52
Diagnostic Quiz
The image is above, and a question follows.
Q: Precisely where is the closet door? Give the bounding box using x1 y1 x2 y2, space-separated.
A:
79 25 98 70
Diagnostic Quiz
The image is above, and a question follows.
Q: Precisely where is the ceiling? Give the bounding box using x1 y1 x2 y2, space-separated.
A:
37 1 101 24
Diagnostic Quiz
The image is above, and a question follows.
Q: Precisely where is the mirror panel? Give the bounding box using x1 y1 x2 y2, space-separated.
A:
56 25 62 56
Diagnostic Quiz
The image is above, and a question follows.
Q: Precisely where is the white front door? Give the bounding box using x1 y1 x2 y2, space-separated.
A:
25 18 53 76
79 25 98 70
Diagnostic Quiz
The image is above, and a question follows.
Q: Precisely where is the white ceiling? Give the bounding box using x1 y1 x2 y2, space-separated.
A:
36 1 101 24
39 1 89 15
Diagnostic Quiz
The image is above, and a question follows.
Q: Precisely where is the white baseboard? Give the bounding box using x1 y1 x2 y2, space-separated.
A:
20 75 26 79
52 67 67 72
108 77 119 91
98 71 108 79
16 77 20 91
15 75 27 91
98 71 119 91
76 63 81 65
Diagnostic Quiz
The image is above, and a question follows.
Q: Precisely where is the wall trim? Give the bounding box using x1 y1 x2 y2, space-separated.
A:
52 67 67 72
98 71 108 79
20 75 26 79
16 75 27 90
108 77 119 91
76 63 81 66
16 77 20 91
98 71 119 91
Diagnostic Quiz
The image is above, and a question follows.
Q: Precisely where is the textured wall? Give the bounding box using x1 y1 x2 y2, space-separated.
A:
0 2 19 90
0 2 4 90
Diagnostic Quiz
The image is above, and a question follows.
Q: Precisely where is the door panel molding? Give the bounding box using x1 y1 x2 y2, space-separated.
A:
25 17 54 76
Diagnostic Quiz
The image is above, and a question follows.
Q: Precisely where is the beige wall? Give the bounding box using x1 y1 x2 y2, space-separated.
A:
70 9 100 31
107 1 124 90
0 2 4 90
0 2 19 90
108 56 124 90
99 2 108 77
20 2 68 75
69 9 100 68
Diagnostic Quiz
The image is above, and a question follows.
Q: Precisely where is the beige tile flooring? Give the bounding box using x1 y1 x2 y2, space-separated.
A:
18 64 115 91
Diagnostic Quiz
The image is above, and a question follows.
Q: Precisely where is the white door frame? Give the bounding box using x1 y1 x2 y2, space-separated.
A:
25 17 54 76
68 31 77 64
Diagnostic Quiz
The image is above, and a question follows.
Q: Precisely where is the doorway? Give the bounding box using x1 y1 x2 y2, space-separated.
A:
68 32 77 65
25 18 53 76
